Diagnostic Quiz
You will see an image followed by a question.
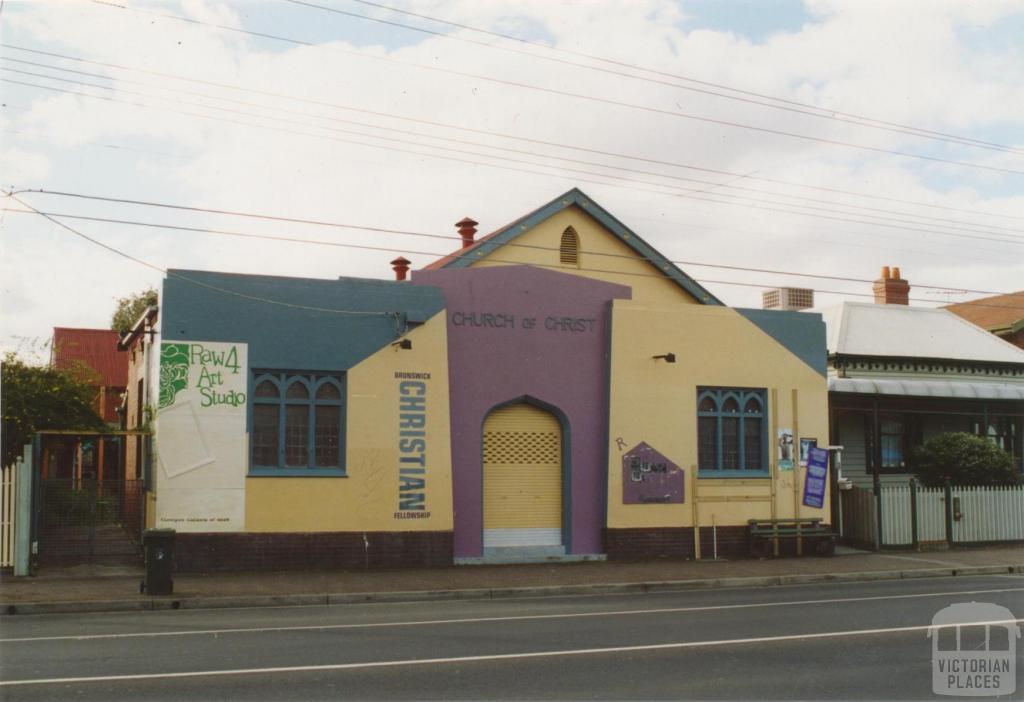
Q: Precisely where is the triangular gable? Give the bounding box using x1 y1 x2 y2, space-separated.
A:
428 188 722 305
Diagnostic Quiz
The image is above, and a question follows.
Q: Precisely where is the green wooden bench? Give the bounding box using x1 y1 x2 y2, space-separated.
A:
748 518 837 557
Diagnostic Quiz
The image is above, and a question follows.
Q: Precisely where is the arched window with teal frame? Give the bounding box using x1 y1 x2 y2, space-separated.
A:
251 371 345 475
697 387 767 476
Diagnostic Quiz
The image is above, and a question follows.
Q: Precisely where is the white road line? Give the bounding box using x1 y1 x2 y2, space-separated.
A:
876 554 970 567
3 618 1021 687
2 586 1021 643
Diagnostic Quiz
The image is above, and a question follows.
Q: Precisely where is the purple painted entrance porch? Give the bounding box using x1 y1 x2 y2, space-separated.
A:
414 266 631 558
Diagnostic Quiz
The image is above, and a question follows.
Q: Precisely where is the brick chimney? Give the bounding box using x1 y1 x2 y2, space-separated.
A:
873 265 910 305
390 256 411 281
456 217 478 249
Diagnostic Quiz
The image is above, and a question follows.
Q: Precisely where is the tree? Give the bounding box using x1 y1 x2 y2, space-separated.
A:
1 353 106 466
111 288 158 333
913 432 1021 487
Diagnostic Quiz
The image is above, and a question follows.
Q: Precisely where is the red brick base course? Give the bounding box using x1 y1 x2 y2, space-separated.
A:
172 531 453 572
604 527 750 561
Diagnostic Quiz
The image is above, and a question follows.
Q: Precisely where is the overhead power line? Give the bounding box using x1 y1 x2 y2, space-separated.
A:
5 188 1017 297
6 57 1015 241
6 74 1022 252
5 55 1021 241
339 0 1024 156
81 1 1024 176
283 0 1024 156
3 193 399 317
5 43 1020 223
6 202 1022 313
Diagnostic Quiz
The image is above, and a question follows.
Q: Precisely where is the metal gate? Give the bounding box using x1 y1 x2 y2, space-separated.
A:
36 479 143 567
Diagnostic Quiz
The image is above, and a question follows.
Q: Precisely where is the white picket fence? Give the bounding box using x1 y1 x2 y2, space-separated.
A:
951 486 1024 543
880 485 913 546
845 482 1024 548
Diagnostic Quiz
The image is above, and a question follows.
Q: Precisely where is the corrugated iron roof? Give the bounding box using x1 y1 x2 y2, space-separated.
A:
814 302 1024 364
51 328 128 387
829 377 1024 400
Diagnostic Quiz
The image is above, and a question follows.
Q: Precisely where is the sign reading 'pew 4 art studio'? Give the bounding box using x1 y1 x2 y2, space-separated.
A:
155 341 248 532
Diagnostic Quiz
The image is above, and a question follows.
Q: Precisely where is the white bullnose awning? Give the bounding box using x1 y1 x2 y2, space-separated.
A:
829 377 1024 400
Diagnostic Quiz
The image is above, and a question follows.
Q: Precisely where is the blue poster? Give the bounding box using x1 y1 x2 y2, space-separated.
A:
802 446 828 509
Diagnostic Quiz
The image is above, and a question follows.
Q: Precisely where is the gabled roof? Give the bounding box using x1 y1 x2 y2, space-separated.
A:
944 291 1024 334
423 188 722 305
815 302 1024 364
51 328 128 387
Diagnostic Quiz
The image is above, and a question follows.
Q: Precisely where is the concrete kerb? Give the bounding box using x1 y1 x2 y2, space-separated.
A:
1 564 1019 617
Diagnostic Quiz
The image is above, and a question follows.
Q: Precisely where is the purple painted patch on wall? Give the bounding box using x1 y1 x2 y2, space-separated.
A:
413 266 631 558
621 442 684 504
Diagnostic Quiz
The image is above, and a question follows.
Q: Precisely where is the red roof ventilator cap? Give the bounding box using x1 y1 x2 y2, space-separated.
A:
390 256 411 281
456 217 478 249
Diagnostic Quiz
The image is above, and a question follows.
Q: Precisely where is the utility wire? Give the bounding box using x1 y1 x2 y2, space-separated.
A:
284 0 1023 156
2 193 396 317
5 191 1018 296
5 56 1020 240
6 75 1022 251
341 0 1024 155
5 43 1019 223
81 1 1024 176
6 203 1021 312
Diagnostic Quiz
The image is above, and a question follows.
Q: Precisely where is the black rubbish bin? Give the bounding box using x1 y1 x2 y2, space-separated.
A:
141 528 175 596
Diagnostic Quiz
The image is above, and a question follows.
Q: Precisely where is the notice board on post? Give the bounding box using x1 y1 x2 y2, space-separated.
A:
802 446 828 509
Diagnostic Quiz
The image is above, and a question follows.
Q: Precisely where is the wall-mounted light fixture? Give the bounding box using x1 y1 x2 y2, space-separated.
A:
392 339 413 350
651 353 676 363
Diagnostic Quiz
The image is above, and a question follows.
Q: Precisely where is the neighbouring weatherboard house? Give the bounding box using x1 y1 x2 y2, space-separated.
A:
143 188 831 570
812 268 1024 488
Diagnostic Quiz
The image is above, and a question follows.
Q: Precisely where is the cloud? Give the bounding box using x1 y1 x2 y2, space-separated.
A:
1 0 1021 351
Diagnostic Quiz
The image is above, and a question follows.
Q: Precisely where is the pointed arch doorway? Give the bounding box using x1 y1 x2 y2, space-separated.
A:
482 402 565 552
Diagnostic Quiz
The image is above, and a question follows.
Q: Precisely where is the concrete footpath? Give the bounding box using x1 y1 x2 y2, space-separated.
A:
2 545 1021 616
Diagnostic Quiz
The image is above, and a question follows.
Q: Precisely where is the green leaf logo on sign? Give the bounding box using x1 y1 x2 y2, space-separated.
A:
159 343 190 409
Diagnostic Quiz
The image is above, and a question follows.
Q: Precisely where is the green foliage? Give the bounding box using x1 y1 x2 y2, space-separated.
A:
913 432 1021 487
110 288 158 333
1 353 106 466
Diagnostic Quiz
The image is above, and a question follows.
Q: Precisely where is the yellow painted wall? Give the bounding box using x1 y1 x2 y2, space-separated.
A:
469 207 701 305
607 300 830 528
245 311 453 532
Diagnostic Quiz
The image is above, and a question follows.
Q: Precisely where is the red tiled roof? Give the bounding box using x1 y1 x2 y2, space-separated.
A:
51 328 128 387
421 226 505 270
420 197 557 271
944 291 1024 331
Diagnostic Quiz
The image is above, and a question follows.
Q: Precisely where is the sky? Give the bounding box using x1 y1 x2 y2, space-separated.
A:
2 0 1023 360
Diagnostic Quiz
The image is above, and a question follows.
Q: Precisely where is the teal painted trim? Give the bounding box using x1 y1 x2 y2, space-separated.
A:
600 300 615 532
735 308 828 378
248 468 348 478
441 188 722 305
14 443 33 576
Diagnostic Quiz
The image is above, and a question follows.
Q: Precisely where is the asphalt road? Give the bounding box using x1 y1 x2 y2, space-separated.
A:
1 574 1022 700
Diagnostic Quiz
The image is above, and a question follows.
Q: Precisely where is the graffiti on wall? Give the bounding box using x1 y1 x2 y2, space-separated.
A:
622 442 684 504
